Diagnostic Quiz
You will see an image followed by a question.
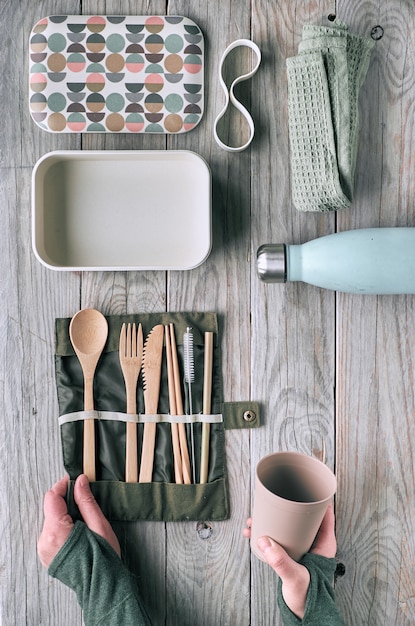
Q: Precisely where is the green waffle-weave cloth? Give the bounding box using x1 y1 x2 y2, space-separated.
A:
287 21 375 212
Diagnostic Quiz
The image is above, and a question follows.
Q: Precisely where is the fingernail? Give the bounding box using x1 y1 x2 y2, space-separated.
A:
77 474 89 489
257 537 272 552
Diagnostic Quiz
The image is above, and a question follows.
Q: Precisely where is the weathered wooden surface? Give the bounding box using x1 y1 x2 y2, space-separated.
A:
1 0 415 624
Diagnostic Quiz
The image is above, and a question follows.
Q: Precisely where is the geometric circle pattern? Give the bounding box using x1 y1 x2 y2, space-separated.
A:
29 15 204 133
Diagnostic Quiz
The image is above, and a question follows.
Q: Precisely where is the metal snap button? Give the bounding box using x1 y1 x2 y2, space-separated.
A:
243 410 256 423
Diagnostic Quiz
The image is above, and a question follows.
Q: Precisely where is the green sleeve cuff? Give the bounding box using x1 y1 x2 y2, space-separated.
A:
277 554 346 626
49 521 151 626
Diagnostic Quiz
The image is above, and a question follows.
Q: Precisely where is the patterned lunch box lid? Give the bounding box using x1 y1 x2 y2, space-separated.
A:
29 15 204 133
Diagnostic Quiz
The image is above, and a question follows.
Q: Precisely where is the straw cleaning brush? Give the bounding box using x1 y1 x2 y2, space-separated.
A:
183 327 196 483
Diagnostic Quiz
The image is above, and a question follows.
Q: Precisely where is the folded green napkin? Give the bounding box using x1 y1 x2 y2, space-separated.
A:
287 21 375 212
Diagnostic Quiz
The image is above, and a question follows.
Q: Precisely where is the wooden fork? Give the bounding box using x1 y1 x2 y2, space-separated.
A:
119 322 143 482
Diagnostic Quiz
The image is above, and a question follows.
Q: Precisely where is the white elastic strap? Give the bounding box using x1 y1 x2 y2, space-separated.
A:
213 38 262 152
58 410 223 426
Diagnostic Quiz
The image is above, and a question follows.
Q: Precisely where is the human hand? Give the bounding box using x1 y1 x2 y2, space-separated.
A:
243 504 336 619
38 474 121 569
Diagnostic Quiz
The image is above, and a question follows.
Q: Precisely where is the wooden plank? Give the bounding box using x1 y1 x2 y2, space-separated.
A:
0 160 82 624
2 1 83 623
336 2 415 624
250 1 335 624
164 1 253 623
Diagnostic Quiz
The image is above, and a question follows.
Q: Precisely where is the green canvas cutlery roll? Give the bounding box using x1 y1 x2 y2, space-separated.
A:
55 311 259 521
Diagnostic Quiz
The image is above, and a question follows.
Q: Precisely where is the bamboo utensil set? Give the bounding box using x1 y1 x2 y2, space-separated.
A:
70 310 214 484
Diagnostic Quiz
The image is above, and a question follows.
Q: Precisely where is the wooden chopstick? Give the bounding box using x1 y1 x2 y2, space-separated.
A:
165 325 183 484
169 323 192 485
200 332 214 484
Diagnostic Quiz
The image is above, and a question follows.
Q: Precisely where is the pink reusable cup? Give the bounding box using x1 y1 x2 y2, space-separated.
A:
250 451 337 562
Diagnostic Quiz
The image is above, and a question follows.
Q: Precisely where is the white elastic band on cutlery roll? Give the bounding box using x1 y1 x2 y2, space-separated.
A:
58 410 223 425
214 38 261 152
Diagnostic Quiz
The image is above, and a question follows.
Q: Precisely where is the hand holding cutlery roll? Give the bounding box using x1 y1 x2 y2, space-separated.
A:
139 324 164 483
69 309 108 481
119 323 143 483
200 332 213 484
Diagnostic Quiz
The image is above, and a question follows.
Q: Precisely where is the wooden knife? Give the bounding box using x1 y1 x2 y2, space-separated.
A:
139 324 164 482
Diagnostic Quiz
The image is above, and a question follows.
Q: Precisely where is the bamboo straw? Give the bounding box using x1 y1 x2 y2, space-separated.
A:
169 323 192 484
200 332 213 484
165 325 183 484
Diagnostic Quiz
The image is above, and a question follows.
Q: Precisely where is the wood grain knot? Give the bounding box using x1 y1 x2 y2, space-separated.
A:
370 25 384 40
335 562 346 580
197 521 213 540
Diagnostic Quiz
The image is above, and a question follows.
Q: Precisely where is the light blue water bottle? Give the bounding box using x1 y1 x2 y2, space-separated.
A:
257 228 415 294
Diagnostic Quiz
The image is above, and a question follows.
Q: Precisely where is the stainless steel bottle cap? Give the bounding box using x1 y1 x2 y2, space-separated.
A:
256 244 286 282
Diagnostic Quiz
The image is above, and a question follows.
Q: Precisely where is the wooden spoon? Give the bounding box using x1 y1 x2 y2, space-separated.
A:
69 308 108 481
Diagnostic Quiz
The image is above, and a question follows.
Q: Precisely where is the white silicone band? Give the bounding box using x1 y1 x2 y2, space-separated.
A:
213 39 262 152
